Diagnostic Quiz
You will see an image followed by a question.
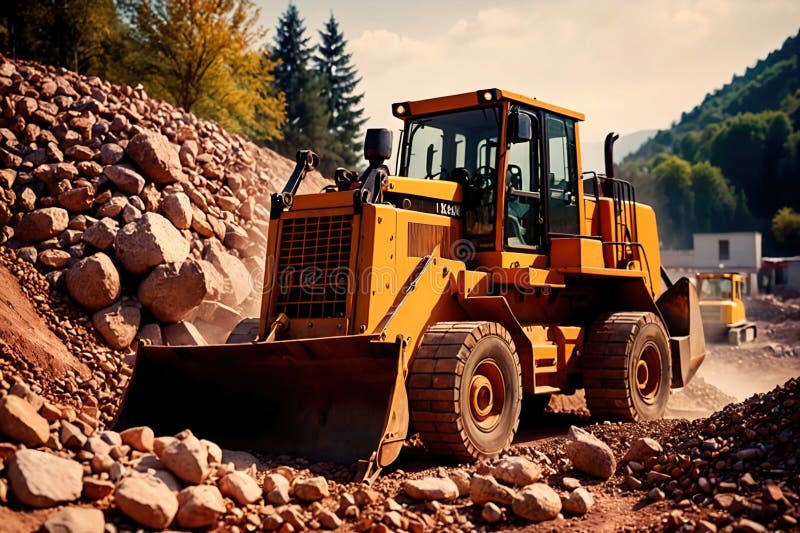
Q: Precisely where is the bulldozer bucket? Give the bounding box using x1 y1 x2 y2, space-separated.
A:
113 335 406 470
656 276 707 388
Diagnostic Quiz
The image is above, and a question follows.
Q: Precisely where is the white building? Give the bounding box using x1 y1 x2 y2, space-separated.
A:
661 232 762 293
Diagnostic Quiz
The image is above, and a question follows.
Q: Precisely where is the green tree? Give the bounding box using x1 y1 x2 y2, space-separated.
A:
119 0 285 139
772 207 800 253
690 161 735 233
314 14 366 175
271 3 335 163
653 155 694 248
0 0 126 78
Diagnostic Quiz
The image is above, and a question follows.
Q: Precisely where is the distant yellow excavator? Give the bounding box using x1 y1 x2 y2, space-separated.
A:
697 272 757 345
115 89 706 481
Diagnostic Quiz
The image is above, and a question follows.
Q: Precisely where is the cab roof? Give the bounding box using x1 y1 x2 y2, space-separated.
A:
394 89 585 122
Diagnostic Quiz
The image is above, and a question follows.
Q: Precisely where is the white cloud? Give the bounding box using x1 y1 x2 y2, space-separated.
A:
347 0 800 154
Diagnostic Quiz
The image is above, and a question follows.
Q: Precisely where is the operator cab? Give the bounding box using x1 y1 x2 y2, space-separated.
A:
394 89 582 259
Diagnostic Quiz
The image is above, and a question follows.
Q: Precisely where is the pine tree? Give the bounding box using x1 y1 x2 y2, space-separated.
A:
271 4 334 164
314 14 367 175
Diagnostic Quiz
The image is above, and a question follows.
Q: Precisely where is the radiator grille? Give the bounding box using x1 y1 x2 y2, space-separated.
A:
700 305 722 323
275 214 353 319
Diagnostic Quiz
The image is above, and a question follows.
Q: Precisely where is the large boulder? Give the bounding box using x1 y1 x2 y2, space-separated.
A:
292 476 330 502
138 260 207 322
115 475 178 530
176 485 226 529
0 395 50 446
44 507 105 533
126 130 183 184
15 207 69 242
82 217 118 250
492 456 542 486
115 212 189 274
161 192 192 229
92 301 141 349
470 474 516 506
564 426 617 480
403 477 459 501
65 253 121 311
511 483 562 522
219 471 261 505
206 247 252 306
8 449 83 507
160 434 210 485
103 164 146 195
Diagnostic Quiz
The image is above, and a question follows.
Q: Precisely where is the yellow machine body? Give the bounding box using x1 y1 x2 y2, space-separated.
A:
697 272 757 345
115 89 706 479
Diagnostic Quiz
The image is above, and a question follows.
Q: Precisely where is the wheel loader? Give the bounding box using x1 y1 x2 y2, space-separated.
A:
697 272 757 345
114 89 706 481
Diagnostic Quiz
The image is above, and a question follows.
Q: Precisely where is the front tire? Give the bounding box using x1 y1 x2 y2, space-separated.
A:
583 312 671 421
408 322 522 460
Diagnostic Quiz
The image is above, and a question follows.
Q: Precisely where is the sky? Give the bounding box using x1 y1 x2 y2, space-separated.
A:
254 0 800 149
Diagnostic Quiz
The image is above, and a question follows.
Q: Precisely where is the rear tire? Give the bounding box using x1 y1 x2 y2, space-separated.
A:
408 322 522 461
583 312 670 421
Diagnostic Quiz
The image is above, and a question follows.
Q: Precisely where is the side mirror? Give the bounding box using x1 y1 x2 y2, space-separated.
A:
508 112 533 144
364 128 393 168
425 144 436 176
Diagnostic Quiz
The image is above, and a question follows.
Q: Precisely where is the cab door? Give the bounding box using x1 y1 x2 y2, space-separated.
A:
504 110 542 250
545 114 579 236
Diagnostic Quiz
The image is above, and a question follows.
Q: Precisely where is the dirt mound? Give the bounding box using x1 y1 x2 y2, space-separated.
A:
745 294 800 322
623 378 799 531
665 376 737 419
0 56 327 349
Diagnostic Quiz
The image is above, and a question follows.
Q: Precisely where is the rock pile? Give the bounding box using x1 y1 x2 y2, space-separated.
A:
0 56 326 349
0 374 615 530
621 378 799 531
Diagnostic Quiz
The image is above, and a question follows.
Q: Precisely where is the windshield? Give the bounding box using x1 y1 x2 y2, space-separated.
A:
401 106 501 180
698 278 732 300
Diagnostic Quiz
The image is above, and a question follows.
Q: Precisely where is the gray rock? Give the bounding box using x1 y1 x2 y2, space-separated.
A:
126 130 183 183
115 212 189 274
564 425 616 480
8 449 83 507
65 253 120 311
511 483 561 522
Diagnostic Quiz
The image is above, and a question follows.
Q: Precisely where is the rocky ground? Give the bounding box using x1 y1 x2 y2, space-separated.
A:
0 57 799 532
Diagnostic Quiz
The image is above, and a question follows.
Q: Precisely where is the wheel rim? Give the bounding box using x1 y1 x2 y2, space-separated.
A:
469 359 505 431
635 344 661 404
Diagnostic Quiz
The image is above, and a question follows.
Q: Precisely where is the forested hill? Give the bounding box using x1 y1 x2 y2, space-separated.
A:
621 30 800 254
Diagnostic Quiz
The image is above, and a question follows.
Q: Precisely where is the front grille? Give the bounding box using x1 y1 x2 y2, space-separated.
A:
700 305 722 323
275 214 353 319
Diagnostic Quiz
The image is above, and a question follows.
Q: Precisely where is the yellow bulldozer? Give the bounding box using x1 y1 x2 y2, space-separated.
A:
697 272 757 345
115 89 706 481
